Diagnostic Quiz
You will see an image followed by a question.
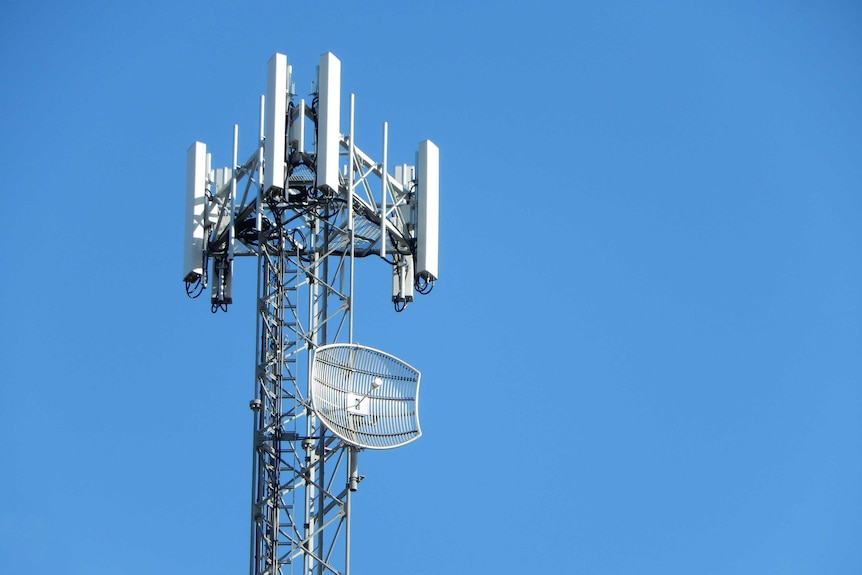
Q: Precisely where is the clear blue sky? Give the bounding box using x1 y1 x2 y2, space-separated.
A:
2 1 861 573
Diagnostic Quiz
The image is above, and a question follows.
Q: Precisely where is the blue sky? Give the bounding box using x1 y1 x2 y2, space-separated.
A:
2 1 861 573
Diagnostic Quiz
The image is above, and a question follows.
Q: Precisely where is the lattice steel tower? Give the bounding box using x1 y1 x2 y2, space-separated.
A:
182 52 439 575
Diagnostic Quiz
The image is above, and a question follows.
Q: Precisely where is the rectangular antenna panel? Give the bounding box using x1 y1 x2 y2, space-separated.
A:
394 164 414 187
317 52 341 193
184 141 207 282
416 140 439 281
289 99 306 153
208 167 232 236
395 164 415 236
264 53 288 194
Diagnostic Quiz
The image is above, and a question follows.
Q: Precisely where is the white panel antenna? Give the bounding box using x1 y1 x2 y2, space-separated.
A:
416 140 439 282
184 141 207 282
316 52 341 194
311 343 421 450
289 98 306 153
264 53 289 195
394 164 414 187
208 167 232 237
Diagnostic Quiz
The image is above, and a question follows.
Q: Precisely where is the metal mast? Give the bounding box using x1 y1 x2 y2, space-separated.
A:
249 168 352 575
183 52 439 575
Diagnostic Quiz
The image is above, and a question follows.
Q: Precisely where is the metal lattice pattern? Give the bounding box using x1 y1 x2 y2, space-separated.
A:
311 343 421 449
250 219 354 575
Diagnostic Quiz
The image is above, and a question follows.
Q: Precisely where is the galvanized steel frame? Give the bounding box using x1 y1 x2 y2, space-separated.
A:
249 188 354 575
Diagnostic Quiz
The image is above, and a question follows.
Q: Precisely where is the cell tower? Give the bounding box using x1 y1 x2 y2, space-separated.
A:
182 52 439 575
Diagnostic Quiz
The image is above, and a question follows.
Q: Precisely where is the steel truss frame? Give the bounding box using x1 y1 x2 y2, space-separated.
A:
249 189 355 575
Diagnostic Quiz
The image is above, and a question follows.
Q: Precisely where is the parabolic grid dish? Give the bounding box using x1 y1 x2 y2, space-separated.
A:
310 343 421 450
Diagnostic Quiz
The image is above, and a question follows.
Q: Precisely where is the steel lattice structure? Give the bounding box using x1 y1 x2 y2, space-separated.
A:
249 187 354 575
183 52 438 575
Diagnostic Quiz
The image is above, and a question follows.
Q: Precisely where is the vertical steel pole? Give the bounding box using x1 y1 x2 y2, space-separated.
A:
230 124 238 260
380 122 388 258
348 94 355 344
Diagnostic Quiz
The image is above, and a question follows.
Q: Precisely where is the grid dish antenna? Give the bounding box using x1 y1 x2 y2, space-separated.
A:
311 343 421 449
